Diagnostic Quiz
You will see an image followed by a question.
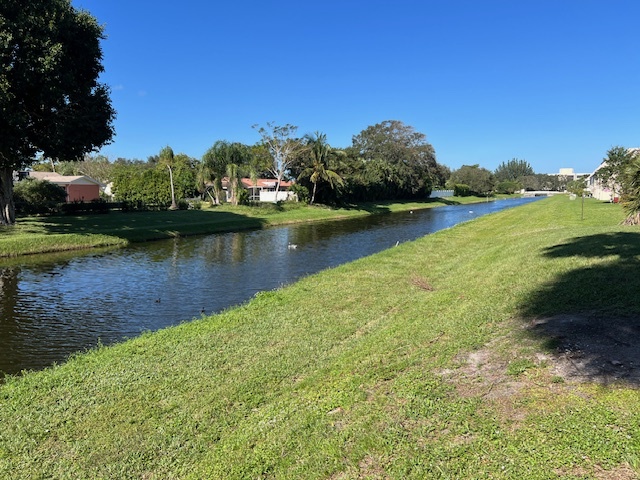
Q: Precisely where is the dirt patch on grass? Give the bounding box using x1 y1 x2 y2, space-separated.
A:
555 462 639 480
441 313 640 401
441 340 527 401
528 313 640 386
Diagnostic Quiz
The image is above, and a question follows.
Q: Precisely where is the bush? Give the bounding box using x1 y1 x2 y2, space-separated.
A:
60 199 110 215
188 199 202 210
496 180 522 194
453 184 471 197
14 178 66 215
289 184 309 204
237 188 250 205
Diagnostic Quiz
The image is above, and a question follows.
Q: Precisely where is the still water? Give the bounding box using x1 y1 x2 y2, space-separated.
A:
0 197 539 375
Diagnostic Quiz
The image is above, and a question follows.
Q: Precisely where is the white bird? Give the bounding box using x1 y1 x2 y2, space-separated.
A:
288 243 297 249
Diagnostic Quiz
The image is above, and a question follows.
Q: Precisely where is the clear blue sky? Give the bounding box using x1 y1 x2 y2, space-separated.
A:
73 0 640 174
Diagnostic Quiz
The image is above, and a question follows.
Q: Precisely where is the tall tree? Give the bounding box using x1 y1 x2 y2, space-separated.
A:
448 164 495 196
225 163 241 206
351 120 436 169
159 146 179 210
253 122 300 198
621 155 640 225
298 133 344 205
0 0 115 224
348 120 437 199
494 158 534 182
200 141 251 204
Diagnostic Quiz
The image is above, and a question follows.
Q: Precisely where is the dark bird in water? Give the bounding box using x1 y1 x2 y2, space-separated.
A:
155 298 161 303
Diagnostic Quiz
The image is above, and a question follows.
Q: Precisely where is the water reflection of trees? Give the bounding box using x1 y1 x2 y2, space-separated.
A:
0 267 19 323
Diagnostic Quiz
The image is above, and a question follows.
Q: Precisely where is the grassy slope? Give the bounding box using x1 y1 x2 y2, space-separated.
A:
2 196 640 478
0 197 486 258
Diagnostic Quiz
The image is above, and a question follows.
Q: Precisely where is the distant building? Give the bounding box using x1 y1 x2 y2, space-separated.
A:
551 168 590 181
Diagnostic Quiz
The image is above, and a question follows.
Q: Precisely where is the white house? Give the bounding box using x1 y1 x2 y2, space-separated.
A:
585 148 640 202
221 178 297 203
586 164 615 201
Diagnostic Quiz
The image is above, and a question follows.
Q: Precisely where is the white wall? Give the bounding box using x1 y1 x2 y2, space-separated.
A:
259 191 297 203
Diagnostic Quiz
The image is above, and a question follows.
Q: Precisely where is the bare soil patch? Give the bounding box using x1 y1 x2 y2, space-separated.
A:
528 313 640 386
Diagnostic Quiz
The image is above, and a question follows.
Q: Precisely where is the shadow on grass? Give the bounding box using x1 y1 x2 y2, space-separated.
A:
339 197 462 213
25 210 268 242
519 232 640 385
338 202 392 214
430 197 461 206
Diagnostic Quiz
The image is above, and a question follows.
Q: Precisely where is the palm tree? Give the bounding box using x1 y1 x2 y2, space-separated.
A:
159 146 178 210
622 156 640 225
196 161 218 205
226 163 241 206
299 132 344 205
201 141 237 205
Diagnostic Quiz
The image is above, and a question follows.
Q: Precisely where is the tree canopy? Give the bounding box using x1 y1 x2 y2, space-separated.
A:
297 133 344 205
0 0 115 224
494 158 534 183
253 122 301 197
342 120 438 201
448 164 495 196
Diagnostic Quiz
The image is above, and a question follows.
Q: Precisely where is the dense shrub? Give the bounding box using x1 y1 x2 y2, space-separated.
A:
453 184 471 196
495 180 522 194
289 184 309 204
14 179 66 215
60 199 110 215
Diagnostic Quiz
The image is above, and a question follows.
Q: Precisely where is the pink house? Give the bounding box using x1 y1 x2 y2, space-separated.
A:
28 171 102 202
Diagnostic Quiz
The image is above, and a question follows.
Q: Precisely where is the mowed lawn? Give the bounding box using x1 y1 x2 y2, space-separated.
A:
1 195 640 479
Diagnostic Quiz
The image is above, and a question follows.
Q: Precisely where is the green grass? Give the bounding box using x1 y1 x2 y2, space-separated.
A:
0 196 494 257
2 195 639 478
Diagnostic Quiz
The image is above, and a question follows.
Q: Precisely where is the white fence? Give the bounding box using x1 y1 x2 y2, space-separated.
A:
259 191 297 203
429 189 454 198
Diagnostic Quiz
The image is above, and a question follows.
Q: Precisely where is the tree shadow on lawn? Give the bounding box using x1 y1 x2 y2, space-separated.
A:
340 197 461 213
519 232 640 386
431 197 462 205
22 210 267 242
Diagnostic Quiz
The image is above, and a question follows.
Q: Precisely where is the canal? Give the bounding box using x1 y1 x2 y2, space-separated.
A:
0 197 539 376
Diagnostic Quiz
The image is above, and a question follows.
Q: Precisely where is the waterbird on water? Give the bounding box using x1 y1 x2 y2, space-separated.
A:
288 243 297 249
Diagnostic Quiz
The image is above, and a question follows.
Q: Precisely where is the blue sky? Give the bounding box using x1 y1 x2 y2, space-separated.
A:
73 0 640 174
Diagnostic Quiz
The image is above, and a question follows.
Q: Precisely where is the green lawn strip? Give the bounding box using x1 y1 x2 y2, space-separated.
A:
2 196 639 478
0 196 497 258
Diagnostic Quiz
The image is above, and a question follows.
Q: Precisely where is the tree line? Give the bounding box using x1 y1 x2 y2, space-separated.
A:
24 119 574 212
18 117 585 216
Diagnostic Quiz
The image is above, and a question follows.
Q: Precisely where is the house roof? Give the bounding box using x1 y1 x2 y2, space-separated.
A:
240 178 292 188
220 177 293 189
28 171 103 186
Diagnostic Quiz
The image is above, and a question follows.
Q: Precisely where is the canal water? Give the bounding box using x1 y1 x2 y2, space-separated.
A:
0 197 539 376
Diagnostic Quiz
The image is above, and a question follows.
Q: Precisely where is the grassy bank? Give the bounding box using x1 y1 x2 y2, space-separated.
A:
0 196 489 258
2 195 639 478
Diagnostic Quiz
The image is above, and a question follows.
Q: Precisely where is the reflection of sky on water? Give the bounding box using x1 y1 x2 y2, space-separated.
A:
0 197 540 375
